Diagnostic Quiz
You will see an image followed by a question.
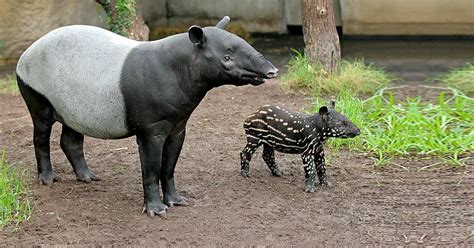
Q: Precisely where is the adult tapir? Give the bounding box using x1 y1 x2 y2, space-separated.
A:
16 16 278 217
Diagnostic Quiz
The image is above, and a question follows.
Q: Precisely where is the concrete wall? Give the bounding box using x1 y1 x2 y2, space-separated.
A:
141 0 474 35
0 0 106 61
284 0 342 26
141 0 286 33
1 0 473 62
340 0 474 35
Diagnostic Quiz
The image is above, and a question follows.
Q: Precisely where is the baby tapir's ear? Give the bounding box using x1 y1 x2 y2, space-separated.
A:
188 25 206 48
330 99 336 109
319 106 329 120
216 16 230 29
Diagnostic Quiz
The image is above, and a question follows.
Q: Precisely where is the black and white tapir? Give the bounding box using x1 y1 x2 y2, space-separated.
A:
16 16 278 218
240 100 360 192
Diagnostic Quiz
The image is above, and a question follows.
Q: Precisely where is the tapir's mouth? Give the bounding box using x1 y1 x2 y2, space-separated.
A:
341 132 360 138
241 75 266 85
241 71 276 86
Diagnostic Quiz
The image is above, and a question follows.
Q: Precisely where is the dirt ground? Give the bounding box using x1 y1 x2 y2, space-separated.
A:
1 79 473 246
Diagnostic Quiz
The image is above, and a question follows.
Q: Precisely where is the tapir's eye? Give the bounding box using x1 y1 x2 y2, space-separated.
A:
224 55 231 62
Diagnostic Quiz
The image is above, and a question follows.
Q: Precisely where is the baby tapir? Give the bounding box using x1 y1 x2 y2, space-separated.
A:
240 100 360 192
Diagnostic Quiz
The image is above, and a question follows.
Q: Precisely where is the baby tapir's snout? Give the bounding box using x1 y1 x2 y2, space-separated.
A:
349 125 361 137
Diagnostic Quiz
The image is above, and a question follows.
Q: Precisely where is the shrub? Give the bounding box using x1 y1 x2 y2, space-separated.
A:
282 50 394 96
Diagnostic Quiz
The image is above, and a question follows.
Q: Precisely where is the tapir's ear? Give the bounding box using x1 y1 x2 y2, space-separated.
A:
215 16 230 29
319 106 329 119
188 25 206 48
330 99 336 109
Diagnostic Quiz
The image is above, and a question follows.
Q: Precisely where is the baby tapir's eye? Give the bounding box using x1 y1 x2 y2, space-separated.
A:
224 55 231 61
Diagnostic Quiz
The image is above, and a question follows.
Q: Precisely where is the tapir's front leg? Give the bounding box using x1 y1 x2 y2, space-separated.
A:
301 148 317 193
137 132 169 218
161 129 188 207
314 145 330 187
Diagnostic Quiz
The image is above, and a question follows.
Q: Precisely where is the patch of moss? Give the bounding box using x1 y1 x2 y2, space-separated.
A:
100 0 136 37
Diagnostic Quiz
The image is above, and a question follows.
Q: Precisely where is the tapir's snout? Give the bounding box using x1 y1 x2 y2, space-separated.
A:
354 128 361 136
265 67 279 79
242 58 279 86
345 126 361 138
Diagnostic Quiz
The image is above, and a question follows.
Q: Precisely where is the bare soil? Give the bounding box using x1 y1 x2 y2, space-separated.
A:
1 80 473 246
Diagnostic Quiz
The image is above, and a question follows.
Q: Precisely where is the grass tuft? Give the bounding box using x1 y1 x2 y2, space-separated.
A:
0 150 31 229
433 63 474 93
311 88 474 166
282 50 394 96
0 73 18 94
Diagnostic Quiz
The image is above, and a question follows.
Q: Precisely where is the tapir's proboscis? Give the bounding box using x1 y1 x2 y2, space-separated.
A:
16 16 278 218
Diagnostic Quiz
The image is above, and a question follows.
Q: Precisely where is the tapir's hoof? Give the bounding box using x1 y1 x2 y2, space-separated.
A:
39 172 60 186
271 169 282 177
76 170 100 183
240 170 250 177
164 196 189 207
142 203 168 218
320 181 331 188
304 185 316 193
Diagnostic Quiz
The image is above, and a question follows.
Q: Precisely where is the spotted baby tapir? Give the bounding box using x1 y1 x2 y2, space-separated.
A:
240 100 360 192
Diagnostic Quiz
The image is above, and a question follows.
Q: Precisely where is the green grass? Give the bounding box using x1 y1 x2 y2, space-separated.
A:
433 64 474 93
311 87 474 166
281 50 394 96
0 73 18 93
0 150 31 229
283 54 473 166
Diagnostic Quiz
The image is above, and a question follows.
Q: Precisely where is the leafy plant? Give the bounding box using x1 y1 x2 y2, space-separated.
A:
99 0 136 37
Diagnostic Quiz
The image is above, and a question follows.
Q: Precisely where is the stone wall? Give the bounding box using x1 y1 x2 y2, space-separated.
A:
0 0 106 62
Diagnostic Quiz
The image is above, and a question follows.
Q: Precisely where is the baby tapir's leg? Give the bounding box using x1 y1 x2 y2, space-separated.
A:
240 135 261 177
301 149 317 193
262 144 282 177
314 146 329 187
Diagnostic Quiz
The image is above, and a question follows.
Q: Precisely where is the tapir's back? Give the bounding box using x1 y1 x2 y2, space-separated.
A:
16 25 141 138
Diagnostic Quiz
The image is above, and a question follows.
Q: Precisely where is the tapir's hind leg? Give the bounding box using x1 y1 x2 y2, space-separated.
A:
262 144 282 177
240 134 261 177
17 76 58 185
60 125 100 183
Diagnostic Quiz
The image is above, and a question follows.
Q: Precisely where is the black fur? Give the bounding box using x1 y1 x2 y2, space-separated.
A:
18 17 278 218
17 76 100 184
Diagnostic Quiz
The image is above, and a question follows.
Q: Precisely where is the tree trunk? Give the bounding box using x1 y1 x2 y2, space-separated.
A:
96 0 149 41
301 0 341 73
